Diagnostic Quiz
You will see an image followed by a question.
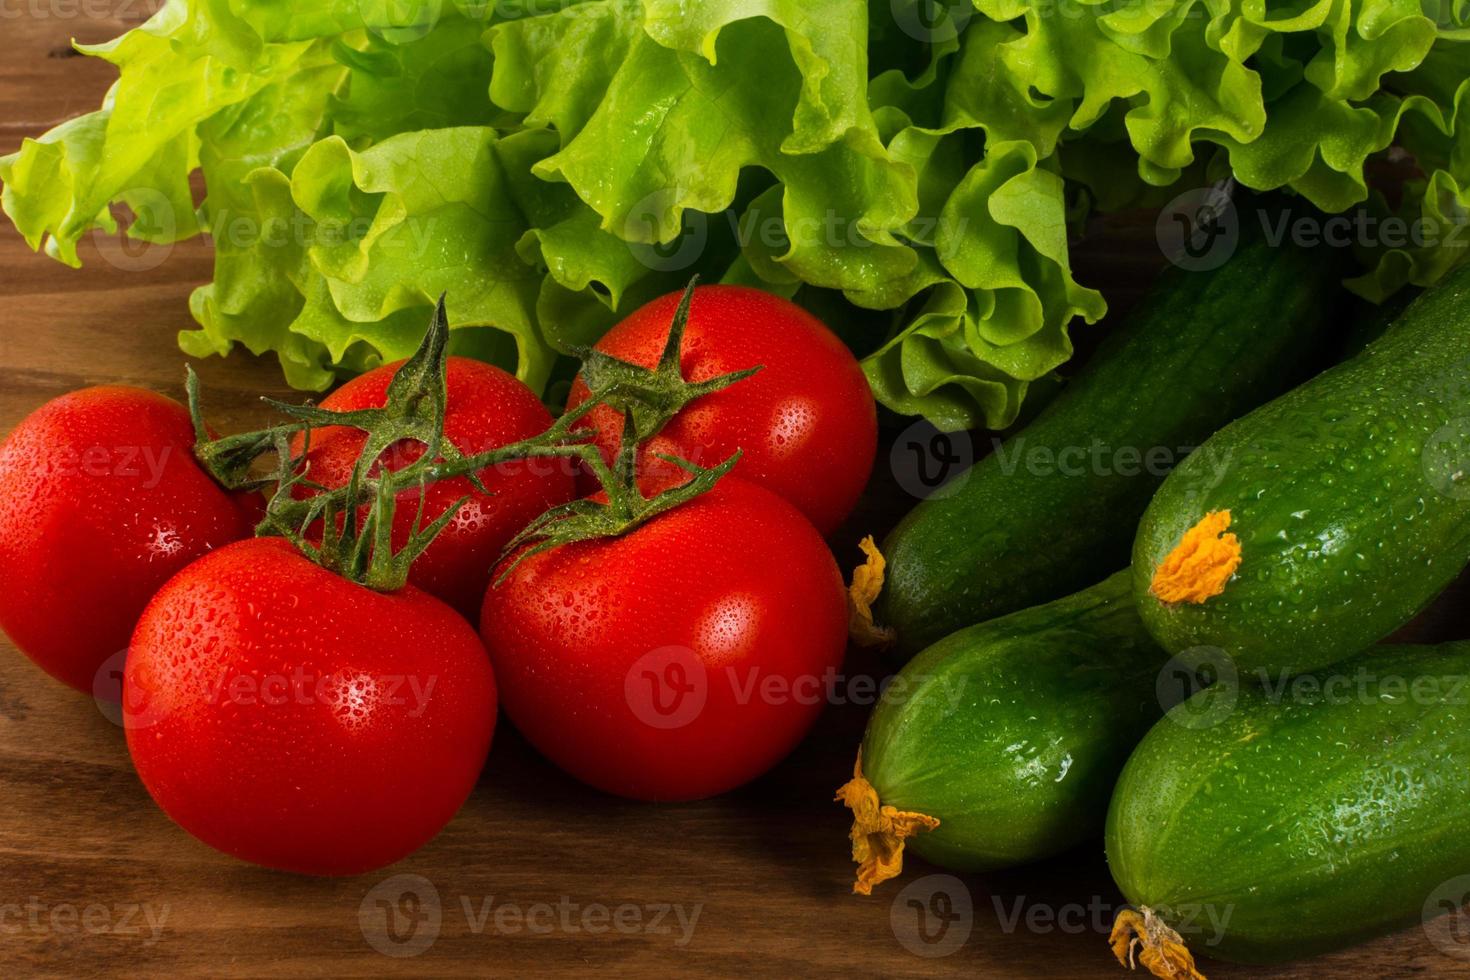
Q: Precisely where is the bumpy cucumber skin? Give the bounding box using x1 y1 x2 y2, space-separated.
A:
1133 264 1470 676
861 571 1169 871
1106 643 1470 964
881 234 1342 657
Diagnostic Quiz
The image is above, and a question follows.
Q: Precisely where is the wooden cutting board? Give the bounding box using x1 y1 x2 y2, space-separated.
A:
2 10 1468 978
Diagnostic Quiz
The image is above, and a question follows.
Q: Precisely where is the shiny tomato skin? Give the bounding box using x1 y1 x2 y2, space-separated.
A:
293 357 574 620
0 386 258 692
565 286 876 535
479 477 847 802
125 537 497 876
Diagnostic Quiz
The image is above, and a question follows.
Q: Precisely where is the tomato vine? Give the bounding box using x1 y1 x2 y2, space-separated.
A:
187 279 757 591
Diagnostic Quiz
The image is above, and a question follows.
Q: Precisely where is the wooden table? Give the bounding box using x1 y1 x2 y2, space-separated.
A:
2 8 1468 978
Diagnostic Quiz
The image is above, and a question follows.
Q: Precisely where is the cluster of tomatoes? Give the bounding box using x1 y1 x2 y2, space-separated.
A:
0 286 875 875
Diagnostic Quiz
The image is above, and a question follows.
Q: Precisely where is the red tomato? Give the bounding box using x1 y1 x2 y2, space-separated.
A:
125 537 497 875
565 286 876 535
479 476 848 801
293 357 574 619
0 386 258 692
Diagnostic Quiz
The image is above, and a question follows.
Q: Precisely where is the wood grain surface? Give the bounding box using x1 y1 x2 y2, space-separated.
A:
2 9 1469 979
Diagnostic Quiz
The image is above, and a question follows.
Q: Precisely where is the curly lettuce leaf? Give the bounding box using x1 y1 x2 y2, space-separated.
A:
186 13 550 390
0 0 323 265
284 127 555 389
855 0 1466 424
329 15 501 144
1345 44 1470 300
491 1 918 287
858 142 1105 430
858 258 1041 430
491 4 1104 428
6 0 1470 432
853 18 1107 428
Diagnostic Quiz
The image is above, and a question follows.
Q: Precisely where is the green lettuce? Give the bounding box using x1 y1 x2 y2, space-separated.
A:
3 0 1468 429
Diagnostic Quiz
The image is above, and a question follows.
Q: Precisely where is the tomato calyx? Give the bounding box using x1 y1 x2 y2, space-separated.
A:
495 448 742 584
493 279 762 582
185 372 295 495
187 297 601 591
570 276 760 469
186 280 759 592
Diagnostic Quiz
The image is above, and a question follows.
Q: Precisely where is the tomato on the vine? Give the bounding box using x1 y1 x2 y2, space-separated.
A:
565 286 877 535
125 537 497 876
0 386 259 692
293 356 575 619
479 476 848 802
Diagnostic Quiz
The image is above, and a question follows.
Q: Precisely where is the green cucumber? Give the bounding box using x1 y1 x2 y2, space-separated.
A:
1133 261 1470 676
1106 642 1470 966
849 571 1168 879
881 227 1344 657
1337 286 1417 360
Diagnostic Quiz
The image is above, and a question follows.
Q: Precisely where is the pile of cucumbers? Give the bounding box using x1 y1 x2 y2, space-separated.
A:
843 215 1470 974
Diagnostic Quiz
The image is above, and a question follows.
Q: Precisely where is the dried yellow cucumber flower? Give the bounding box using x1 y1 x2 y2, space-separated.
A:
834 752 939 895
1110 906 1208 980
1150 510 1241 604
847 535 896 649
